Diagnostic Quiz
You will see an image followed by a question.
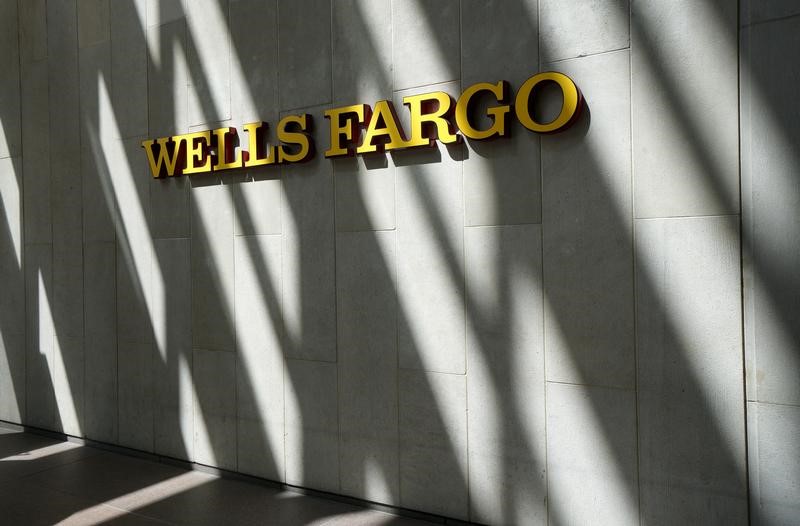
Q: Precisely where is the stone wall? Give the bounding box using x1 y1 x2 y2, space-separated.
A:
0 1 792 524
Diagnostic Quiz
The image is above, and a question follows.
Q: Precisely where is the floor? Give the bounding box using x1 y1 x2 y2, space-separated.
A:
0 426 435 526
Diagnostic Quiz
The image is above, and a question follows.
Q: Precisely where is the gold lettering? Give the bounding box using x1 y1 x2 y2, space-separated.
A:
144 71 583 177
180 131 212 174
212 127 244 171
277 114 313 163
141 136 187 178
402 91 460 147
455 81 511 140
356 100 408 154
242 122 277 167
324 104 368 158
515 72 582 134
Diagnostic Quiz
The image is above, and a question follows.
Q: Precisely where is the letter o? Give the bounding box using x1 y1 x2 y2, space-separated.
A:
514 72 582 133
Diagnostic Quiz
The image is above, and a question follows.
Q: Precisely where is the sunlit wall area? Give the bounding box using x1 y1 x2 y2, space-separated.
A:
0 1 790 524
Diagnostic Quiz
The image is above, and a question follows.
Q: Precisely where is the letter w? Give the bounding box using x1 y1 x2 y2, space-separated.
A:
142 137 186 178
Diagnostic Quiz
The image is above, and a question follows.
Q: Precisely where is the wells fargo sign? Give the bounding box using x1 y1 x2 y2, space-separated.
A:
142 72 582 178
